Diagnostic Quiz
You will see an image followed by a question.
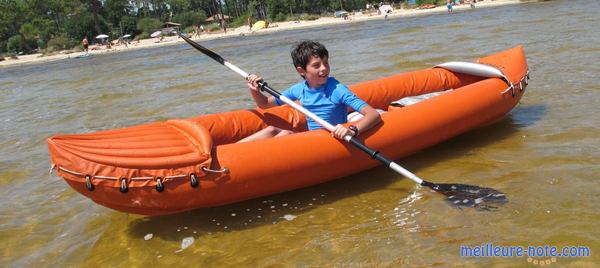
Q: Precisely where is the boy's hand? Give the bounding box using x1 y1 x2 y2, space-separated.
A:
246 74 263 92
246 74 274 109
332 124 355 140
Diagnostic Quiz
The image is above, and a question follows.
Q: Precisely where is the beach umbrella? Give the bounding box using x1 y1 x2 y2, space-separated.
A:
96 34 109 39
251 21 267 31
334 10 349 18
122 34 131 39
379 5 393 14
150 31 162 38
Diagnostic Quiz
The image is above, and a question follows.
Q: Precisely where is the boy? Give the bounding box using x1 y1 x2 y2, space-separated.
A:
238 41 381 143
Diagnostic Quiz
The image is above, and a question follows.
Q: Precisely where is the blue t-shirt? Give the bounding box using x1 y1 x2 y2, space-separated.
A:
275 77 367 130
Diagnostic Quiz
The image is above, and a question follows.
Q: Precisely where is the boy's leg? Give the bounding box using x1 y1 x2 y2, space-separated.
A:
274 129 294 137
237 126 294 143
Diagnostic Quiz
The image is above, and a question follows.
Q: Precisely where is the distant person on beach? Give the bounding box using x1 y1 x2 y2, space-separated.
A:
238 41 381 143
247 16 253 31
117 37 128 48
220 19 227 33
82 36 89 55
470 0 476 9
192 25 201 38
447 0 454 13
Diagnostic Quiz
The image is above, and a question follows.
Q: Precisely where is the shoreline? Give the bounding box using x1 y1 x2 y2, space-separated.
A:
0 0 523 68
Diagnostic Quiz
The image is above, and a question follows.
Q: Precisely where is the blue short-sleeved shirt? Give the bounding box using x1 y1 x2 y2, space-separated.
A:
275 77 367 130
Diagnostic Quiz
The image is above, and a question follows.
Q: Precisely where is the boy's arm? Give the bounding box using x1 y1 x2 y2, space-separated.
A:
331 83 382 139
351 105 381 135
332 105 381 140
250 89 277 109
336 84 381 135
247 74 277 109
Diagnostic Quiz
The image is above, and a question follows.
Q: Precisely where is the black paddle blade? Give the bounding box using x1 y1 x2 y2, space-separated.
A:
422 181 508 211
178 32 227 65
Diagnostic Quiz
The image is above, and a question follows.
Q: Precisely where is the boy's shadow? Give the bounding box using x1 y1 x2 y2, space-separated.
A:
127 104 545 241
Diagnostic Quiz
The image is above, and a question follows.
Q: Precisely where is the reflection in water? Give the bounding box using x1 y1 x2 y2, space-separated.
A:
392 190 423 232
510 105 546 128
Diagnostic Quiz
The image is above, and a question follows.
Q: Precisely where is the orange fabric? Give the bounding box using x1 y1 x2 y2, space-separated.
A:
47 120 213 182
478 46 528 85
47 46 529 216
190 105 307 145
350 68 485 110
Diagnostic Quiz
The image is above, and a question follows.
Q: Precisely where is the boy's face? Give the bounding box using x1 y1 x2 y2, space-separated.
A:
296 56 330 88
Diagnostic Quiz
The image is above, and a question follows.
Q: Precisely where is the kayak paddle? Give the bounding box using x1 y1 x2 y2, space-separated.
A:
178 33 507 210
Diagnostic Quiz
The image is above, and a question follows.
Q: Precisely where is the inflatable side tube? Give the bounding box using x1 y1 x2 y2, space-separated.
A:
435 61 511 86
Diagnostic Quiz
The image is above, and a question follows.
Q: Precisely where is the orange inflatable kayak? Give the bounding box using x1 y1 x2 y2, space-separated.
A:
47 46 529 216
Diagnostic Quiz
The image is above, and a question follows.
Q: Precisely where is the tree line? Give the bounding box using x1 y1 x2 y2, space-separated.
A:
0 0 441 55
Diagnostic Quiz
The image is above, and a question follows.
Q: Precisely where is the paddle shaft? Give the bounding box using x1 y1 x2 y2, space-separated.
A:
178 33 425 185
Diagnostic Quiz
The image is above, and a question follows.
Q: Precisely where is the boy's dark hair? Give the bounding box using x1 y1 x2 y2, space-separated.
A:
291 41 329 70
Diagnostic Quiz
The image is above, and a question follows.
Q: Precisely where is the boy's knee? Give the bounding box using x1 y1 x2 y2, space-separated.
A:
264 125 279 134
271 128 293 137
280 129 294 136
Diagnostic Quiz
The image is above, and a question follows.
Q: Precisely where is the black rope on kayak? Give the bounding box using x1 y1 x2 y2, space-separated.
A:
85 175 94 191
51 164 212 192
155 177 164 192
190 173 199 188
120 178 128 193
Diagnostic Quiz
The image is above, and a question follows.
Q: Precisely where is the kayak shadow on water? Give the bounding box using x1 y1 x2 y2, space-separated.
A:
401 104 547 169
127 104 546 241
126 167 404 242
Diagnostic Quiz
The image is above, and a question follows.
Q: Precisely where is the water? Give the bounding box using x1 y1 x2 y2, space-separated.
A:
1 1 599 266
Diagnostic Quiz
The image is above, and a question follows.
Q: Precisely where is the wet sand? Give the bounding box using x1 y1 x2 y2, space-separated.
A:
0 0 522 68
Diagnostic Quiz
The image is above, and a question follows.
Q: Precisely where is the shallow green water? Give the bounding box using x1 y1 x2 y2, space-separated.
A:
1 1 599 266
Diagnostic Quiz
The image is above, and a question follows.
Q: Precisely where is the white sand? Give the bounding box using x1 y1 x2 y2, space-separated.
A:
0 0 521 68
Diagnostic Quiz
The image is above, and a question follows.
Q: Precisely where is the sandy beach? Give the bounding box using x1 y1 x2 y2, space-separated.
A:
0 0 521 68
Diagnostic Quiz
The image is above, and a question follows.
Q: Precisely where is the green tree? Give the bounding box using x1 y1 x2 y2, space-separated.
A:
119 16 139 36
104 0 132 26
64 13 108 41
136 17 163 34
267 0 288 20
167 0 191 14
81 0 105 34
46 34 76 52
6 35 26 53
0 1 34 52
416 0 444 5
30 18 58 48
172 11 208 28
